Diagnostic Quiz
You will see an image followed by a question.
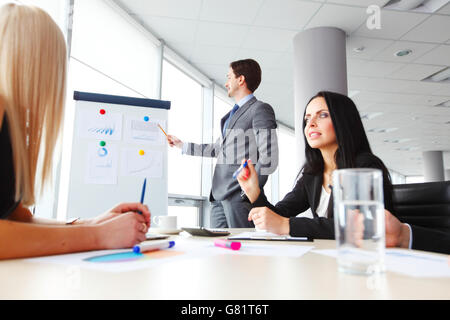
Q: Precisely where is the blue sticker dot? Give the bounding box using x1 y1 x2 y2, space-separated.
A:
144 116 150 122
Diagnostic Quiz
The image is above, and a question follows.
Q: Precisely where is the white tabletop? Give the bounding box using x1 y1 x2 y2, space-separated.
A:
0 229 448 300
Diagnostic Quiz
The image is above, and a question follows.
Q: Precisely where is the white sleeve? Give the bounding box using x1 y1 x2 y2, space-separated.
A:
182 142 188 155
405 223 413 249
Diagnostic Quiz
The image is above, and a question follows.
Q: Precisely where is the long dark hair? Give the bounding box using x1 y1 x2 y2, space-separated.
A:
302 91 373 174
302 91 393 202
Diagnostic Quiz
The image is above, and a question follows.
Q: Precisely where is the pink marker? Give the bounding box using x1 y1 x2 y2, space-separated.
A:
214 239 241 251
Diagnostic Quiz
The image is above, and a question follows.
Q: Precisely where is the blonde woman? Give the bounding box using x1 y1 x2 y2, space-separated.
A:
0 4 150 260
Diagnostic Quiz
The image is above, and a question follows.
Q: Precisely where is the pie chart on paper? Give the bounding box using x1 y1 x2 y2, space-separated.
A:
84 250 184 263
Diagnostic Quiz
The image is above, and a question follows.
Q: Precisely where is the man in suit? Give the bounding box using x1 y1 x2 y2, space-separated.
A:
167 59 278 228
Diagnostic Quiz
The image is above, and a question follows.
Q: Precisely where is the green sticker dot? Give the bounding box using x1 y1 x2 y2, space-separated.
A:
100 141 106 147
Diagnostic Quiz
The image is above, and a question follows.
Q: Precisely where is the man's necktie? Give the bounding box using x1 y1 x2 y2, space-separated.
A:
222 104 239 137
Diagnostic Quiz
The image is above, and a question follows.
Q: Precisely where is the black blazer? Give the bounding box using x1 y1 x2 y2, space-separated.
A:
410 225 450 254
252 153 394 239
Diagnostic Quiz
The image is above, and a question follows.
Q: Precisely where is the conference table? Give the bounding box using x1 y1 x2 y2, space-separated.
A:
0 229 448 300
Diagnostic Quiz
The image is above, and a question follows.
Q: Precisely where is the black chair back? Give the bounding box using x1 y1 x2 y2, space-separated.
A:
392 181 450 233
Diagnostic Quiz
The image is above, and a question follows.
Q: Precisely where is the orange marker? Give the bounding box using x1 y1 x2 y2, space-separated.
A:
158 124 168 138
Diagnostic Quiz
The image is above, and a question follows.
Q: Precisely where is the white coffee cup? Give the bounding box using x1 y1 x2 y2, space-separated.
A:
153 215 177 230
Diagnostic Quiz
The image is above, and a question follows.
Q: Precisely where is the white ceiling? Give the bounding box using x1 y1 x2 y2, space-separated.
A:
116 0 450 176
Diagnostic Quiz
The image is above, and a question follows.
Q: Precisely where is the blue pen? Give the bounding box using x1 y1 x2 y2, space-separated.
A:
138 178 147 215
233 160 248 179
133 240 175 254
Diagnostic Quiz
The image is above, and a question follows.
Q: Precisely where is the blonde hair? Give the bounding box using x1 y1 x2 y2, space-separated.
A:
0 4 67 206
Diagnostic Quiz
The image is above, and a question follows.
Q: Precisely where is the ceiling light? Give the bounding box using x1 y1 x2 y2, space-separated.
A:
396 146 419 151
435 100 450 108
395 49 412 57
361 112 383 120
383 0 447 13
388 0 426 10
384 138 412 143
353 46 365 53
430 67 450 82
422 67 450 83
368 127 398 133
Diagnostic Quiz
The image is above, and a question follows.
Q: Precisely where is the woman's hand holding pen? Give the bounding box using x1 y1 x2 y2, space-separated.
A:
76 203 151 249
85 203 151 228
94 203 151 249
236 159 261 203
97 212 149 249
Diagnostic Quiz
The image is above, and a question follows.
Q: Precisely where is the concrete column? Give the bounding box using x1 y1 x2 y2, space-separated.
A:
423 151 445 182
292 27 348 172
445 169 450 181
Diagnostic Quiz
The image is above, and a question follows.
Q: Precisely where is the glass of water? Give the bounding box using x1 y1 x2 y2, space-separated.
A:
332 169 385 275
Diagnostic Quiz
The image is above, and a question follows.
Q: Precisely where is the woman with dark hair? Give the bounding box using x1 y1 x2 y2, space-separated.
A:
237 91 394 239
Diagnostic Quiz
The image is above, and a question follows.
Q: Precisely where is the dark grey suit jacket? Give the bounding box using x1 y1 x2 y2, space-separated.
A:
410 226 450 254
184 97 278 201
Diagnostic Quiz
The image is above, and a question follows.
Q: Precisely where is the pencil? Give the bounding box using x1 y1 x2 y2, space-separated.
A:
140 178 147 205
138 178 147 215
158 124 168 138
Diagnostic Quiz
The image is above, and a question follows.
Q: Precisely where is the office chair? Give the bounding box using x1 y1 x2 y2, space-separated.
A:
392 181 450 233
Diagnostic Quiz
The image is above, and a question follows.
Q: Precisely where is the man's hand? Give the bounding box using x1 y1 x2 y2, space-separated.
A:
385 210 410 248
167 135 183 149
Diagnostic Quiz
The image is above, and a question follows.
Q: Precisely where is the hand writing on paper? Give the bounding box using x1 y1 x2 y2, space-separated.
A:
88 203 151 228
97 212 149 249
248 207 290 235
83 203 151 249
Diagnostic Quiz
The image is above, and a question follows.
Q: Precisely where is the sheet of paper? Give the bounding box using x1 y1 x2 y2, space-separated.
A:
24 239 314 273
85 142 118 185
384 249 450 278
229 231 309 241
121 148 163 178
77 110 123 141
24 247 188 273
124 116 165 145
215 243 314 257
26 240 204 273
312 249 450 278
176 239 313 258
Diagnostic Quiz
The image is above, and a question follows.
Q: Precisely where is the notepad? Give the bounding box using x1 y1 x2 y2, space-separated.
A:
228 231 312 242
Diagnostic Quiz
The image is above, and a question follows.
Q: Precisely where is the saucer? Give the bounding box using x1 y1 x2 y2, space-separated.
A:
149 228 183 235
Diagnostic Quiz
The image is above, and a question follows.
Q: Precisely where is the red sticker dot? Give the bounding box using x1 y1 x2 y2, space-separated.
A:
100 109 106 115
